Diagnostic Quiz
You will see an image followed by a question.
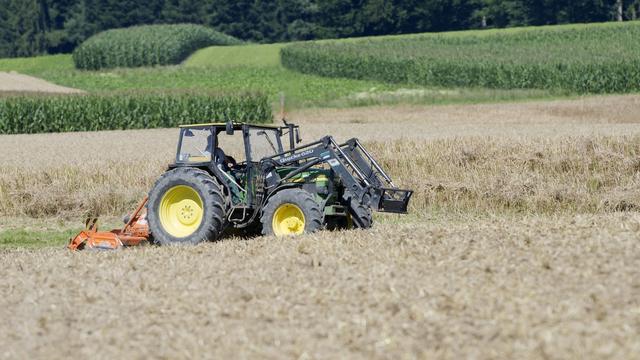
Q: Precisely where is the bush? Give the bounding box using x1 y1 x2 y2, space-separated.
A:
73 24 242 70
281 22 640 94
0 92 272 134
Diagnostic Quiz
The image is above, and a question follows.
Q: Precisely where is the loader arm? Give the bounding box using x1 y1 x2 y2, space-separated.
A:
265 136 413 213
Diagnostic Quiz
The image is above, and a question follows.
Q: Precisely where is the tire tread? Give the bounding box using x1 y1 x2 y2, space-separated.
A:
147 167 228 245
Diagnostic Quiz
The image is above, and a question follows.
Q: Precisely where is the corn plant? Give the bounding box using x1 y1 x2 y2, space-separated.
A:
0 91 272 134
73 24 242 70
281 22 640 94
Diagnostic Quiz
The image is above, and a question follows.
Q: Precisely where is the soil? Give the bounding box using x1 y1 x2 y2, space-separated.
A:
0 72 83 94
1 215 639 359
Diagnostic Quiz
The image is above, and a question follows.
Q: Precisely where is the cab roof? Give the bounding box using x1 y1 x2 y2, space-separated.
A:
178 122 281 129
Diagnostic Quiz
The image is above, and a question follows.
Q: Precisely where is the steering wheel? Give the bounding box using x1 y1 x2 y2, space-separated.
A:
226 155 238 166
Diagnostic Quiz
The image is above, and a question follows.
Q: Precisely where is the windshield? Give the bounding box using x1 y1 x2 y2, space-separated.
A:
177 127 213 163
249 128 282 161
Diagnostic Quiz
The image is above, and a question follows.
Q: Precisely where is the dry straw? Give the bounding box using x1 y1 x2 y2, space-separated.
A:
1 133 638 218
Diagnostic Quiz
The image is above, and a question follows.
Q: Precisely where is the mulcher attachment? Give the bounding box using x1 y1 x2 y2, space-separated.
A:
68 197 150 251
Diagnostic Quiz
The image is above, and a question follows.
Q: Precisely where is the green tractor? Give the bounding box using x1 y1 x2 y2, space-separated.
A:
146 121 413 245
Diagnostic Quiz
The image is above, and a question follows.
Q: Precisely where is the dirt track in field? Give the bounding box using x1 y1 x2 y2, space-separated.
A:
292 94 640 140
1 215 639 359
0 72 83 94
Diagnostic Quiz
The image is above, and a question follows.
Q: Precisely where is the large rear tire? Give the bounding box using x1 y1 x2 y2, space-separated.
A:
261 189 322 236
147 168 227 245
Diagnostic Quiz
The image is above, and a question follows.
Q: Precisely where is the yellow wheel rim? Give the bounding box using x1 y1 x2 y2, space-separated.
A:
272 203 305 236
159 185 204 238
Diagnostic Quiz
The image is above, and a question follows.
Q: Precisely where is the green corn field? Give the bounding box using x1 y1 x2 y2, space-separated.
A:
281 22 640 94
0 92 272 134
73 24 242 70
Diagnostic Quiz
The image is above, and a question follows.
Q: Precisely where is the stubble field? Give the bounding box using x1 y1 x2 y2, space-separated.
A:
2 216 639 359
1 95 640 358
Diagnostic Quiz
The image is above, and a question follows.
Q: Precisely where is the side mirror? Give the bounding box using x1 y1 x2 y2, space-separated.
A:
295 128 302 143
226 121 234 135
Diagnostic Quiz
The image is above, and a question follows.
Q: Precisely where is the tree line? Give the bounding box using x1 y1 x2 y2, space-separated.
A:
1 0 638 58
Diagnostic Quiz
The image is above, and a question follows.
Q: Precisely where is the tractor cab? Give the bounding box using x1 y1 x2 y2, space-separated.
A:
172 121 303 208
174 121 299 165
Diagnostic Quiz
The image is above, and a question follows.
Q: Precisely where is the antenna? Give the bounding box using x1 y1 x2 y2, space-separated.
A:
279 92 288 125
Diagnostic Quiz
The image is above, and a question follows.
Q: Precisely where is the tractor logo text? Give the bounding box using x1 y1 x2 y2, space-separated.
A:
280 149 313 163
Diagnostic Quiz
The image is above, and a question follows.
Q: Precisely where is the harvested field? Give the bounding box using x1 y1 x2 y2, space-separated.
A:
2 96 640 358
294 94 640 140
1 215 639 358
0 72 83 94
1 95 640 219
3 134 640 219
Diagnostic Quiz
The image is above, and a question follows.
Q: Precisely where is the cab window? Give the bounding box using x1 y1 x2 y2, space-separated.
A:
215 127 246 164
248 128 282 161
177 127 213 163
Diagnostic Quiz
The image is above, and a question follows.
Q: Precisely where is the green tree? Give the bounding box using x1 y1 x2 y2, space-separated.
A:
0 0 49 57
0 0 636 58
205 0 258 40
266 0 320 41
362 0 396 35
161 0 205 24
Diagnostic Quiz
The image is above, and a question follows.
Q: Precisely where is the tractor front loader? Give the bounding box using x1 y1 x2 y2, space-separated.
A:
69 121 412 250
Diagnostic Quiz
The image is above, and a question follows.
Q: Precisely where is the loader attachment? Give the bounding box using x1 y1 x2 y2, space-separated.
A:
338 138 413 213
68 197 150 251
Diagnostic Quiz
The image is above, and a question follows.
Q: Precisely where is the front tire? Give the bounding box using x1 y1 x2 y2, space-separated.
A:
349 200 373 229
261 189 322 236
147 168 227 245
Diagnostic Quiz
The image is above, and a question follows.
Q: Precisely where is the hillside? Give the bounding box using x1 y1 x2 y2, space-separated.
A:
0 45 562 109
2 1 627 58
1 22 639 112
282 21 640 94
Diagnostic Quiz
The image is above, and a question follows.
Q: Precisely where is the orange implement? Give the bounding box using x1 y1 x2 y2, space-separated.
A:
68 196 150 251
